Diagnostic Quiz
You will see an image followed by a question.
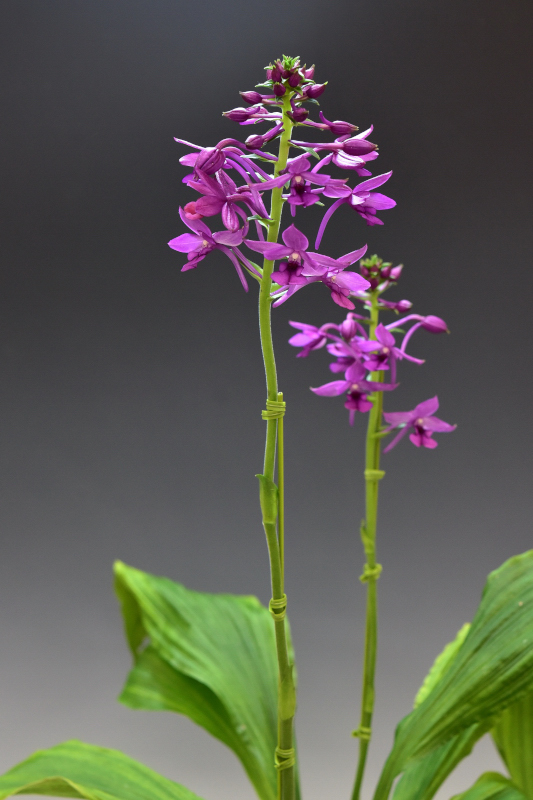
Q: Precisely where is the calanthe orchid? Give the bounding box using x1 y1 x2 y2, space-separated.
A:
168 208 258 289
316 172 396 247
311 361 397 423
10 57 528 800
383 396 456 451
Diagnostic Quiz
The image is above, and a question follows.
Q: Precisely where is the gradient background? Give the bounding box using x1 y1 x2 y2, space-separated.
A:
1 2 532 799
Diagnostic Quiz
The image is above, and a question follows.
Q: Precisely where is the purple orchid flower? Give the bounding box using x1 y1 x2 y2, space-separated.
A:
383 396 456 452
358 323 424 382
313 128 380 176
168 208 259 290
316 172 396 248
311 362 397 424
245 224 352 283
186 168 268 232
248 154 348 207
288 321 336 357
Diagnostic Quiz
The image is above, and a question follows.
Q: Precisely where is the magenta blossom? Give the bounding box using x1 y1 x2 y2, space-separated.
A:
186 168 268 231
311 362 397 424
383 396 456 452
168 208 258 290
288 321 336 357
359 323 424 382
316 172 396 248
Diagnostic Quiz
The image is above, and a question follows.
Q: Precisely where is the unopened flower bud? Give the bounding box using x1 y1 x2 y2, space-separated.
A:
340 316 358 340
288 72 301 87
289 105 309 123
389 264 403 280
271 64 283 82
396 299 412 312
342 137 378 156
195 147 225 174
303 83 326 99
360 265 370 278
183 201 203 220
380 265 391 279
273 83 286 97
318 111 357 135
240 90 263 104
303 65 315 80
420 315 449 333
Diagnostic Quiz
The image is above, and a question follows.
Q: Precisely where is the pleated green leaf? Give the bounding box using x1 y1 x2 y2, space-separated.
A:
492 691 533 799
0 740 201 800
391 723 488 800
114 561 292 800
374 551 533 800
392 624 484 800
450 772 529 800
414 623 471 709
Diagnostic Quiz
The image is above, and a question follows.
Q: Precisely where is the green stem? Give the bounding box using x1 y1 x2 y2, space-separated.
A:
351 291 384 800
258 92 296 800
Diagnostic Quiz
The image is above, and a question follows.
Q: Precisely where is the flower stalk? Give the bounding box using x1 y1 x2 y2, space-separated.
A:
258 91 296 800
351 290 384 800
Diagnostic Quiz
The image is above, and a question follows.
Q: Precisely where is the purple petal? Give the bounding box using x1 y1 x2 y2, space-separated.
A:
336 244 369 267
354 171 393 193
244 240 291 259
311 380 350 396
423 416 456 433
178 207 212 235
383 411 413 426
282 224 309 252
168 233 203 253
315 198 345 249
345 362 366 382
413 396 440 418
375 323 395 347
195 195 225 216
213 229 245 246
383 425 410 453
334 271 371 293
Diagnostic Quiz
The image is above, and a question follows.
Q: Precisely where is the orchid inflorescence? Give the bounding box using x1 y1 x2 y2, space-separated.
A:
168 54 394 309
289 255 456 449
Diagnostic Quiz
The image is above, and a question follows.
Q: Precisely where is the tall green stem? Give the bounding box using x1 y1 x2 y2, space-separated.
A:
258 92 296 800
351 291 385 800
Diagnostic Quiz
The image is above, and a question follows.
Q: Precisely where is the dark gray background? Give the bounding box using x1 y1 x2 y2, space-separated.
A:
1 1 532 798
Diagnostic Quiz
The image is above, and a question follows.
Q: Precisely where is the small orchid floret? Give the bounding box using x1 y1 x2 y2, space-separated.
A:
168 208 258 290
383 397 456 452
311 362 397 424
288 321 334 357
316 172 396 249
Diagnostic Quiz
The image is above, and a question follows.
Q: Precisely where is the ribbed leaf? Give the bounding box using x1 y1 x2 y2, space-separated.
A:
374 551 533 800
0 740 201 800
492 691 533 799
391 723 487 800
114 561 293 800
414 624 471 709
450 772 529 800
392 624 484 800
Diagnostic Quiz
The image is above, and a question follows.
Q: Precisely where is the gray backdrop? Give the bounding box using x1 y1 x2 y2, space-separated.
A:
1 2 532 799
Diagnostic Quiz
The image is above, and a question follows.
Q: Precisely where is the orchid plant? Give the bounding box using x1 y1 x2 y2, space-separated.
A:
2 55 533 800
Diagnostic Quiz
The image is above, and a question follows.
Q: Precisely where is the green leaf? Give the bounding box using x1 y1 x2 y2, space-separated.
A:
114 561 293 800
374 551 533 800
0 740 201 800
450 772 529 800
414 623 471 708
492 690 533 798
391 723 488 800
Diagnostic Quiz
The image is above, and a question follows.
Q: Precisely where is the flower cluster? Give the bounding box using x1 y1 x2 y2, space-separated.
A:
168 55 396 307
289 255 456 450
